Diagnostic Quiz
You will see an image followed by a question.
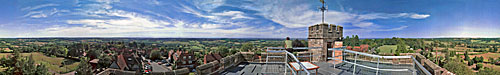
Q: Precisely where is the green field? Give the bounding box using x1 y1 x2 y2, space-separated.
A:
0 52 80 73
378 45 397 54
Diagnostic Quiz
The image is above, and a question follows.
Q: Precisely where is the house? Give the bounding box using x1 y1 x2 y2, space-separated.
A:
173 50 198 71
347 44 369 52
203 53 222 64
115 54 129 70
360 44 370 52
89 59 99 69
109 53 142 71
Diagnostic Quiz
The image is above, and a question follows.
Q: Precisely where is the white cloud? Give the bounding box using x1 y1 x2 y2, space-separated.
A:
32 8 275 38
357 13 430 20
181 4 216 19
94 0 120 4
63 10 169 33
213 11 253 19
22 6 69 18
353 22 374 28
410 14 430 19
344 26 408 32
200 23 222 29
21 3 59 11
30 14 47 18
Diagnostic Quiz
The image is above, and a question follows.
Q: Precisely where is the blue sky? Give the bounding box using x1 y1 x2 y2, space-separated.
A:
0 0 499 38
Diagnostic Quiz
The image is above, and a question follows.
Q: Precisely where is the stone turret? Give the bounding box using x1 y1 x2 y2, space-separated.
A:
308 23 343 61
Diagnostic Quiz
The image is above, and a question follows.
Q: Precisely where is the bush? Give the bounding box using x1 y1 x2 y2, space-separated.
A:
476 63 483 70
478 67 500 75
150 50 162 61
468 59 474 66
444 60 474 75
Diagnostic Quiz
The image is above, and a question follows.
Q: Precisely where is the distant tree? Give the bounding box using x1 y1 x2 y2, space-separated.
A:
478 67 500 75
354 35 360 46
240 43 253 52
464 51 469 60
489 57 494 64
494 47 498 53
480 56 484 63
344 36 350 46
476 63 483 70
216 46 229 57
150 50 162 61
35 63 50 75
444 59 474 75
98 54 112 68
468 58 474 66
292 39 305 47
21 55 37 75
76 58 93 75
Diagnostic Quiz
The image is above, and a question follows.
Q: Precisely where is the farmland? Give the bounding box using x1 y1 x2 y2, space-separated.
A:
0 52 80 73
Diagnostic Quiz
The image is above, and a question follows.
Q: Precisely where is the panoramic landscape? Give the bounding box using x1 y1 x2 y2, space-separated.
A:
1 0 500 75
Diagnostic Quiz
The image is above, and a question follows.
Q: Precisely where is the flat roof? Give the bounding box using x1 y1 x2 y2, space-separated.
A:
221 61 417 75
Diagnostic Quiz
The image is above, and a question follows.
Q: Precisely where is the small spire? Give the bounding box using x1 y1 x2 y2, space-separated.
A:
319 0 327 24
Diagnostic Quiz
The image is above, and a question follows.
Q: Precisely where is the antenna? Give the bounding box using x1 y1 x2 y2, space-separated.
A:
319 0 327 24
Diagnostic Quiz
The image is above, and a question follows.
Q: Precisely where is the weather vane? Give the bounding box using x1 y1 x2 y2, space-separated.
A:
319 0 327 24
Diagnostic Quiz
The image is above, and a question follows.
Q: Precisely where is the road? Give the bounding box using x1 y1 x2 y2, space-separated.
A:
150 63 171 72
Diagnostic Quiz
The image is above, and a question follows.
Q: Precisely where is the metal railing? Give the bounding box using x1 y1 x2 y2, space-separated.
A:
266 47 312 75
329 47 432 75
265 47 432 75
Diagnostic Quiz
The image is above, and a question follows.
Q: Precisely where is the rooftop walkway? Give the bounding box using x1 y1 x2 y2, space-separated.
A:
221 61 415 75
216 47 430 75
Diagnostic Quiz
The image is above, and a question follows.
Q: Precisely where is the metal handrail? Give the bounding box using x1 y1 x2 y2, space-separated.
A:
266 47 311 75
412 56 432 75
267 47 322 50
329 47 432 75
265 47 431 75
329 48 412 59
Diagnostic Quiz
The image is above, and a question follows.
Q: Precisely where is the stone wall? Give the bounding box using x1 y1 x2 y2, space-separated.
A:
196 52 245 75
413 54 454 75
308 39 325 61
96 68 190 75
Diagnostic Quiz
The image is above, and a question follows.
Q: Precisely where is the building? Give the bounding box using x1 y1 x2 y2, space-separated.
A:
331 41 343 63
346 44 369 52
173 50 198 71
308 23 343 61
360 44 370 52
109 52 142 71
89 59 99 70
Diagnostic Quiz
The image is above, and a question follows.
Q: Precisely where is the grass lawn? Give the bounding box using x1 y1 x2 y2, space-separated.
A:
483 63 500 72
0 52 80 74
378 45 397 54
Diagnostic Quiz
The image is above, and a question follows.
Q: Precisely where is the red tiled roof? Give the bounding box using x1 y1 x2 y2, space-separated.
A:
116 54 129 70
89 59 99 64
204 53 222 64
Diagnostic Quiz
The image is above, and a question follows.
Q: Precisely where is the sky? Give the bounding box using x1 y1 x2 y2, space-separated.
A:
0 0 499 38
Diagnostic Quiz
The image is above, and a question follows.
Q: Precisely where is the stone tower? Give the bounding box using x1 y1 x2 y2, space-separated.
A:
308 23 343 61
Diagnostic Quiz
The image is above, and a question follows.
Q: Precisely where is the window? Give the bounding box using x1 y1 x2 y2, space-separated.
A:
188 61 192 64
183 56 186 59
182 61 186 64
188 56 191 59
